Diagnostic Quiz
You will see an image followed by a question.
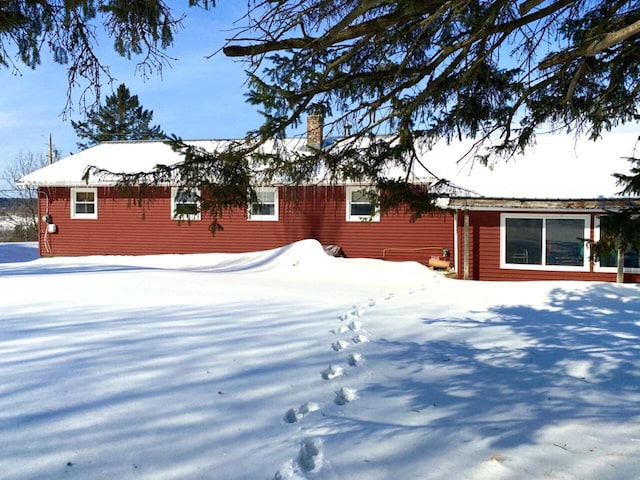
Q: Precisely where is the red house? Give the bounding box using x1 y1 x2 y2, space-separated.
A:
19 127 640 282
18 134 454 262
439 131 640 282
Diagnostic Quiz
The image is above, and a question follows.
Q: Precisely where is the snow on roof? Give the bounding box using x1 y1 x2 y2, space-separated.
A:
18 138 308 187
421 131 640 199
19 131 640 199
19 140 199 187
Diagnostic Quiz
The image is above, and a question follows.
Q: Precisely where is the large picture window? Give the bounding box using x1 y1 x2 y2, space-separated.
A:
248 187 278 221
501 214 589 270
595 216 640 272
71 187 98 219
346 186 380 222
171 187 201 221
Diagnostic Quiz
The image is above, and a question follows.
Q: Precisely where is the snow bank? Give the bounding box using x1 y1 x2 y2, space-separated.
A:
0 241 638 480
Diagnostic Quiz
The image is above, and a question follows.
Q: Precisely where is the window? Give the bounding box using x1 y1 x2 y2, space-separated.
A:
71 188 98 219
346 186 379 222
171 187 201 221
248 187 278 221
595 216 640 272
501 214 589 270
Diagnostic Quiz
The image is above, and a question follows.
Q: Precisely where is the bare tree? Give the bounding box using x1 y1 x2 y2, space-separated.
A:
1 149 58 241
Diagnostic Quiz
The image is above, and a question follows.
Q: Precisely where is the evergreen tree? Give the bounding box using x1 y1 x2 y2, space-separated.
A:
3 1 640 222
591 209 640 284
71 84 165 149
591 156 640 283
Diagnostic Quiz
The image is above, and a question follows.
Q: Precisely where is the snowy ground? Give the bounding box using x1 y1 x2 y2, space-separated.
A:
0 240 639 480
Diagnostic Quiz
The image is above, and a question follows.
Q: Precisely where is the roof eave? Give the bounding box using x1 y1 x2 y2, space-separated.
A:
448 196 640 211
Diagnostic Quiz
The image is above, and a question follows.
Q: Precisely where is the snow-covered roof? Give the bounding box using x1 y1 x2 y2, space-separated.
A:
18 138 309 187
19 131 640 199
421 131 640 199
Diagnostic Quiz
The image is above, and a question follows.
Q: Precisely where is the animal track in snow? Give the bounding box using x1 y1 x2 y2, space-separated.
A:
321 365 344 380
348 320 361 332
297 438 323 473
339 310 358 322
348 352 363 367
334 387 358 405
332 340 350 352
330 326 349 334
272 438 324 479
284 402 320 424
352 334 369 344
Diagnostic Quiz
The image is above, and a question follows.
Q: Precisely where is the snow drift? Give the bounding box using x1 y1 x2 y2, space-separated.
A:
0 240 638 480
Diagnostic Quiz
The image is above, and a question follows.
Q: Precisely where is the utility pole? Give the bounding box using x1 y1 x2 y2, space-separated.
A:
48 134 54 165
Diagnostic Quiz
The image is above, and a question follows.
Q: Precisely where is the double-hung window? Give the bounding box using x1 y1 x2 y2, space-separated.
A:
171 187 201 221
501 213 589 270
248 187 278 221
346 186 380 222
71 187 98 219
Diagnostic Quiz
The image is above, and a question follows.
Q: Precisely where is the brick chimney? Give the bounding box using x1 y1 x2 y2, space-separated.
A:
306 114 323 148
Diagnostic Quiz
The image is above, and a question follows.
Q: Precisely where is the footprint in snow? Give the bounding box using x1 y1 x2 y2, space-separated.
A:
348 319 361 332
297 438 323 473
352 334 369 344
385 293 395 300
273 438 324 479
330 326 349 334
353 306 366 317
332 340 350 352
334 387 358 405
339 306 362 321
348 352 363 367
284 402 320 424
321 365 344 380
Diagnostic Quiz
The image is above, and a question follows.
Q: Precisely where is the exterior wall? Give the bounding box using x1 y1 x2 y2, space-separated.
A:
455 209 640 282
37 185 454 262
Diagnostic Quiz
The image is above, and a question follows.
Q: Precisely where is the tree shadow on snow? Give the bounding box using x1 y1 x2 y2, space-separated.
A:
0 300 337 479
358 283 640 459
0 242 39 263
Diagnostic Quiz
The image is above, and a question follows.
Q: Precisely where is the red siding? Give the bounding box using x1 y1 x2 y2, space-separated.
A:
454 210 640 283
37 186 454 263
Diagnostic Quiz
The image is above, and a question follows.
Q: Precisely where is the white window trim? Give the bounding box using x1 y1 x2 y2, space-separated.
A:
248 187 279 221
171 187 201 221
593 216 640 273
499 213 591 272
70 187 98 219
346 185 380 222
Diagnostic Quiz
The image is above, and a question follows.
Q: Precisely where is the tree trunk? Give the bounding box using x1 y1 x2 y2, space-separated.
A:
616 246 625 284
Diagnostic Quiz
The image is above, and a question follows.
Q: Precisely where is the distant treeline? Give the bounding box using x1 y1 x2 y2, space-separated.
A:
0 198 37 242
0 198 22 208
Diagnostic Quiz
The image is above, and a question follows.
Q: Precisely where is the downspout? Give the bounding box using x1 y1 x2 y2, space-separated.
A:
453 209 459 275
38 189 52 256
463 209 470 280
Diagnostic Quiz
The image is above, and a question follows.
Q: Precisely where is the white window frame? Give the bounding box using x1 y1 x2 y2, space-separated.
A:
593 216 640 273
248 187 279 221
346 186 380 222
70 187 98 219
171 187 201 221
500 213 590 272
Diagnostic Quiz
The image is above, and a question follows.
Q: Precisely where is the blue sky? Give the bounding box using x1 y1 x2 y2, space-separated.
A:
3 4 639 183
0 3 268 174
